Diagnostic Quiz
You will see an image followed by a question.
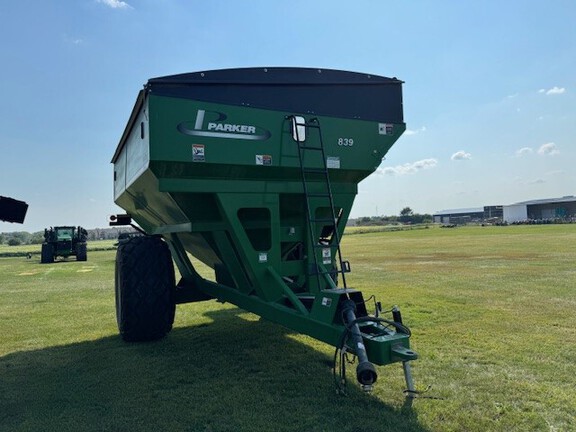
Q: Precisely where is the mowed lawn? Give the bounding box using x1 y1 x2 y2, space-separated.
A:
0 225 575 431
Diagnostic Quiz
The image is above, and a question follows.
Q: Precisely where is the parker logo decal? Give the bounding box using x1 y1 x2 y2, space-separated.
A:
178 110 271 141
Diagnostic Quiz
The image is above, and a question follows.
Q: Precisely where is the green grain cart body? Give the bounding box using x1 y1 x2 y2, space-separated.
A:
112 67 417 391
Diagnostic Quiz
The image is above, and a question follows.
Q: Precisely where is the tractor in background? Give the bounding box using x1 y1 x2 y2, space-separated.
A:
41 226 88 263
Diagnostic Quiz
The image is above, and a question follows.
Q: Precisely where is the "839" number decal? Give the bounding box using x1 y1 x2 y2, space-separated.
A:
338 138 354 146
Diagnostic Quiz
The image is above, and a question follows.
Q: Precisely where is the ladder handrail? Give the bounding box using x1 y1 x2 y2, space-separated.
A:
310 118 348 290
289 115 348 290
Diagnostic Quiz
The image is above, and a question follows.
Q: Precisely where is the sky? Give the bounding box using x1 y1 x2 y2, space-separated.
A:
1 0 575 233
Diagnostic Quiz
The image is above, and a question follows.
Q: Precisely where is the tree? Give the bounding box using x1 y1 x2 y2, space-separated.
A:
8 238 21 246
399 207 414 223
400 207 414 217
30 231 45 244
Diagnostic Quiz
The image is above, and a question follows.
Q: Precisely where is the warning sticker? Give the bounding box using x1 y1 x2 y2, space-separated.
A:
326 156 340 169
322 248 331 264
192 144 205 162
378 123 394 135
258 252 268 263
256 155 272 165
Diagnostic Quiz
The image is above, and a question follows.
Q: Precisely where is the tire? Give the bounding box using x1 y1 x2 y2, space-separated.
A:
41 243 54 264
76 242 87 261
115 236 176 342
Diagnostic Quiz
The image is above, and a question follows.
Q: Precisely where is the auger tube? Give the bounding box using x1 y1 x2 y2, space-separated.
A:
341 300 378 388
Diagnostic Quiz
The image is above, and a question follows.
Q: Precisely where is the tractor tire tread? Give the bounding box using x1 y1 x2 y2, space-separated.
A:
115 236 175 342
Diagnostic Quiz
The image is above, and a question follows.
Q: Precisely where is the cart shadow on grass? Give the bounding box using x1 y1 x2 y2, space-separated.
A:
1 307 430 432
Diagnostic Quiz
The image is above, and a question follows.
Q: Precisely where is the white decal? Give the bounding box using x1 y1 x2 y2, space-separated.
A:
178 109 271 141
322 248 332 264
337 138 354 146
256 155 272 165
326 157 340 169
378 123 394 135
192 144 205 162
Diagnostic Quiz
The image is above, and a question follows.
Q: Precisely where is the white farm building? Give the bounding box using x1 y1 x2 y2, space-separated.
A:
433 196 576 224
503 196 576 223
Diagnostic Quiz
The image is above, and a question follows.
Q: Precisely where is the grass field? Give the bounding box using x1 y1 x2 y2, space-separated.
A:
1 225 575 431
0 240 118 258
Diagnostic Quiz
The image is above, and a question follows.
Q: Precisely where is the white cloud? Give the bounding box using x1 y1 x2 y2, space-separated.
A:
96 0 132 9
539 86 566 95
537 142 559 156
404 126 427 136
64 35 83 45
515 147 533 157
528 178 545 184
451 151 471 161
377 158 438 176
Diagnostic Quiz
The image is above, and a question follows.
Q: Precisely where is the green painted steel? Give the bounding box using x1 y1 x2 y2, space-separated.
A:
112 68 416 368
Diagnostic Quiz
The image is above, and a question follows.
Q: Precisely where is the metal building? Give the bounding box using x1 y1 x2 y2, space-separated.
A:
433 208 484 225
503 196 576 222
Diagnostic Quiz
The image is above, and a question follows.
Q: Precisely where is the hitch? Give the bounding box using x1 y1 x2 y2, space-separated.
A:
335 300 417 395
109 214 132 226
109 214 146 235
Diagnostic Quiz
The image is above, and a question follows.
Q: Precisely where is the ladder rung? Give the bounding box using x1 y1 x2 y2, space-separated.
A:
293 122 321 130
309 265 351 275
309 269 334 276
299 145 323 151
303 168 327 174
309 269 346 276
311 218 335 223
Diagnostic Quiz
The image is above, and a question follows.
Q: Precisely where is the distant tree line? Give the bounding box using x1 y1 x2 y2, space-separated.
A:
352 207 433 226
0 227 137 246
2 206 430 245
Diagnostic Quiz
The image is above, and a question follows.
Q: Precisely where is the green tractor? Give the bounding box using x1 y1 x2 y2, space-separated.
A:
41 226 88 263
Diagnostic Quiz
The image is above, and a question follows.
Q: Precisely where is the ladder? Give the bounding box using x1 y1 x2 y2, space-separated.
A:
290 116 350 291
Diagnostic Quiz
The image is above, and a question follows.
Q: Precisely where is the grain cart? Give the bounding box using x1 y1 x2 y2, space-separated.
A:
41 226 88 263
111 67 418 394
